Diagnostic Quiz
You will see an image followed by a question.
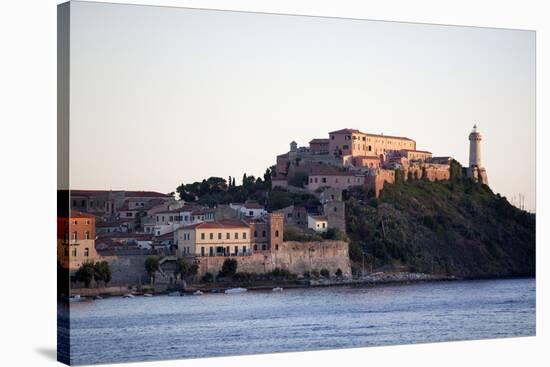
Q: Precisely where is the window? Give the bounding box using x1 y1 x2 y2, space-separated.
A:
85 231 89 240
162 216 165 222
287 213 292 218
64 232 69 241
72 231 77 241
262 244 267 251
72 248 77 256
334 207 338 212
126 212 132 217
234 246 238 254
64 247 69 256
254 230 258 237
218 233 222 240
254 245 257 251
275 244 279 251
249 211 253 216
322 178 327 183
262 230 266 237
331 135 334 140
156 216 159 222
242 246 246 253
209 247 214 256
275 230 279 237
84 248 89 257
201 247 205 256
343 145 349 150
226 233 230 239
81 200 85 206
169 216 173 222
234 233 239 239
86 220 90 225
322 223 326 228
209 233 213 240
72 200 77 206
201 233 205 240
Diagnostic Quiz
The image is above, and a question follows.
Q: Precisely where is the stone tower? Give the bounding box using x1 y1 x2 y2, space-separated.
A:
290 141 298 152
267 213 284 251
467 125 488 185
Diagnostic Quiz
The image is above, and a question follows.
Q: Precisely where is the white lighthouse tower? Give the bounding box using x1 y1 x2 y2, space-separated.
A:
467 124 488 185
469 124 482 167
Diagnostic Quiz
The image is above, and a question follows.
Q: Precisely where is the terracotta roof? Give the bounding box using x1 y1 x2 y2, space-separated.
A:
309 215 328 221
69 210 97 219
182 219 250 230
243 202 264 209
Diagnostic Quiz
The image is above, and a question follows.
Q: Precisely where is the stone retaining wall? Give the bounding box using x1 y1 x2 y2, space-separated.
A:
196 240 351 277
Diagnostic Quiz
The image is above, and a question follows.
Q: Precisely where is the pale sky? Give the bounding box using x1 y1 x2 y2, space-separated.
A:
69 1 536 211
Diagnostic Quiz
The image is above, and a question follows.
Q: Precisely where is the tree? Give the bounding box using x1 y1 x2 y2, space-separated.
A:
221 258 238 277
144 256 160 284
93 261 112 285
75 262 95 287
175 258 198 281
320 268 330 278
335 268 343 277
288 172 309 188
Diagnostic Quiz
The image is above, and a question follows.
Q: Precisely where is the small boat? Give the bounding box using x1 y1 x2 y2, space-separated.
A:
193 290 204 296
272 287 283 292
225 287 247 294
143 293 153 297
123 293 135 298
69 295 83 302
93 295 103 300
168 291 181 297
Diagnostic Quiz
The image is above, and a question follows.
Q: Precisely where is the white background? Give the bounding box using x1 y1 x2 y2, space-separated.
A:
0 0 547 366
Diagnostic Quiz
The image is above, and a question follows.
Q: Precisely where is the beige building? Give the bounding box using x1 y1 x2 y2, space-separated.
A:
327 128 416 160
307 170 365 191
177 213 284 257
57 210 100 270
177 219 253 257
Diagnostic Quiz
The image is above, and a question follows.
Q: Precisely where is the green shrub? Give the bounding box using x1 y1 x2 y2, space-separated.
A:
320 268 330 278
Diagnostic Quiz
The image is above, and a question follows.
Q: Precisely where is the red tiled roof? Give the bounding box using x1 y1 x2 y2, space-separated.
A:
182 219 250 230
243 202 264 209
69 210 97 219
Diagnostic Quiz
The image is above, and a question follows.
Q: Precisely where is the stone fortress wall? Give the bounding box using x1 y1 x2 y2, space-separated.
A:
195 240 351 277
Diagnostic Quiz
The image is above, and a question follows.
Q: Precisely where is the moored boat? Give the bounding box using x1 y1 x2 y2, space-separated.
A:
225 287 247 294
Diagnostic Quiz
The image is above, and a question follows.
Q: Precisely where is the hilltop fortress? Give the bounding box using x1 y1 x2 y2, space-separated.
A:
272 126 488 197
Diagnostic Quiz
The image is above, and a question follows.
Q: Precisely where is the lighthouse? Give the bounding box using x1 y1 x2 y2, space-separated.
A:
467 124 488 185
469 124 482 167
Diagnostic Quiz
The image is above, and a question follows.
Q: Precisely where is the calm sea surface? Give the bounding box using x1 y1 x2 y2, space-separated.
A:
68 278 535 365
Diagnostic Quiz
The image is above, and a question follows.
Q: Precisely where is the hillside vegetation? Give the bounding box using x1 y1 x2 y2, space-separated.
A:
346 178 535 278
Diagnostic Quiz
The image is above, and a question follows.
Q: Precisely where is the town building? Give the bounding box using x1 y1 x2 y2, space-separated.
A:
308 215 328 232
57 210 100 270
